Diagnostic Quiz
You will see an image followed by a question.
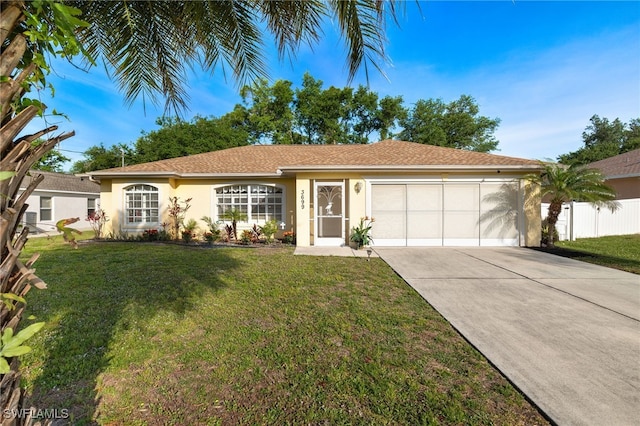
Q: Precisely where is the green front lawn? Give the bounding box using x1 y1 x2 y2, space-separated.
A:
553 234 640 274
19 237 547 425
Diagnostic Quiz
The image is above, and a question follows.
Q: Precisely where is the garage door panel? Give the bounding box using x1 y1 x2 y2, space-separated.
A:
479 183 519 245
443 211 480 239
407 185 442 210
372 211 406 240
372 184 406 209
444 185 479 210
407 211 442 239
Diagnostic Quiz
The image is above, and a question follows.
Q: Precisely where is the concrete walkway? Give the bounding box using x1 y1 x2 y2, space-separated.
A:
375 247 640 426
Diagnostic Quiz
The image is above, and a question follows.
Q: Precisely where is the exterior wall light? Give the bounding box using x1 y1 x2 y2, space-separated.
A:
354 181 363 194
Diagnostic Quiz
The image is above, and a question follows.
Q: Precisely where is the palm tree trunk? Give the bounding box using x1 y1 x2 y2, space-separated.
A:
1 3 73 423
545 201 563 247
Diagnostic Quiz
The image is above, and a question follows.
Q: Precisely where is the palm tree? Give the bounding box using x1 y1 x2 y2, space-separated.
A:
528 162 619 247
1 1 401 421
220 208 248 241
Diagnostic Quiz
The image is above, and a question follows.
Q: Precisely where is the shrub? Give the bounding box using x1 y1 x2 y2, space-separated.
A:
282 231 295 245
142 229 160 241
240 229 253 245
259 220 278 244
350 217 375 248
201 216 221 242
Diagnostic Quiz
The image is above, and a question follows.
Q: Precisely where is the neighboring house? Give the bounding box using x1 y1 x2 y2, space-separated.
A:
585 148 640 200
19 171 101 234
88 140 543 247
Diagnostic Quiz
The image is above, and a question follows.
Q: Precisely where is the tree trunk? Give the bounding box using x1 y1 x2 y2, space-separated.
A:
1 2 74 424
545 201 563 248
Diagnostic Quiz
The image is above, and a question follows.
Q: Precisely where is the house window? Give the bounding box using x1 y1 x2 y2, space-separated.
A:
40 197 52 221
88 198 96 218
215 184 283 223
124 184 159 224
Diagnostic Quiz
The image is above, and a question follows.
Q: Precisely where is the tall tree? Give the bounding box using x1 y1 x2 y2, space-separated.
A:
558 115 640 165
133 114 250 164
377 95 407 140
398 95 500 152
70 143 134 174
240 78 295 145
527 163 618 247
32 148 70 172
1 0 402 420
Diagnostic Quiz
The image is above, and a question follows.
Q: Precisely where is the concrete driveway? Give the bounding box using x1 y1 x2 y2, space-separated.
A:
375 247 640 426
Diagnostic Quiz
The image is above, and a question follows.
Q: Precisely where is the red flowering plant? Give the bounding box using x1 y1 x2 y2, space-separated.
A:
87 208 109 239
142 229 159 241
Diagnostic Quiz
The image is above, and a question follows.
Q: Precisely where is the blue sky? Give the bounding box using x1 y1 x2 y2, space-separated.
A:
25 1 640 168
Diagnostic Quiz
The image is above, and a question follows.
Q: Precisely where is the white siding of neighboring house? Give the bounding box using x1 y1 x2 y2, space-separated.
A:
21 190 100 234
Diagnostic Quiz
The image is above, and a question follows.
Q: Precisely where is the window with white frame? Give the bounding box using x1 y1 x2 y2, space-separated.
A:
215 184 283 223
87 198 97 218
40 196 52 221
124 184 159 224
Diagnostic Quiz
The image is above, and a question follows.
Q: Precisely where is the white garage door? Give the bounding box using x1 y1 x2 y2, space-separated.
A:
371 183 521 247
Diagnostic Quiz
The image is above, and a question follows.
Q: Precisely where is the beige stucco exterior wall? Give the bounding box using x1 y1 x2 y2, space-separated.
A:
523 179 541 247
102 177 296 239
99 170 542 247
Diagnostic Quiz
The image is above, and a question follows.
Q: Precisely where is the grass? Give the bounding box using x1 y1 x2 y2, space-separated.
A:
548 234 640 274
18 236 548 425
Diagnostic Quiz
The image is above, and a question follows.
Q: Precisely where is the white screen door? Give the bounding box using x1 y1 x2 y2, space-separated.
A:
314 181 345 246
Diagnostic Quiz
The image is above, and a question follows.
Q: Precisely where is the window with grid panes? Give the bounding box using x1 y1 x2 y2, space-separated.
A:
124 185 159 224
215 184 283 223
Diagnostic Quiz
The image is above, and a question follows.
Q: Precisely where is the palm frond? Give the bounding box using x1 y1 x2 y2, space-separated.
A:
70 0 402 115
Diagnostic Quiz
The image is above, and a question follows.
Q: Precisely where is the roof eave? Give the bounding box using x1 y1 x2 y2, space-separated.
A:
604 173 640 180
278 164 542 173
88 171 282 179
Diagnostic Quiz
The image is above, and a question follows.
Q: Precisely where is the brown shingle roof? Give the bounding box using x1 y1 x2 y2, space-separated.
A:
89 140 541 176
585 149 640 178
21 171 100 193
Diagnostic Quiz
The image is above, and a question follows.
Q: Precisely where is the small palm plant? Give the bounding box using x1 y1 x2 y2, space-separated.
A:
527 162 619 247
220 209 248 241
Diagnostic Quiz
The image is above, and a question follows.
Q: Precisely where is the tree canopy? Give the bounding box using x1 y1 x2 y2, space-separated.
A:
558 115 640 165
72 74 505 171
398 95 500 152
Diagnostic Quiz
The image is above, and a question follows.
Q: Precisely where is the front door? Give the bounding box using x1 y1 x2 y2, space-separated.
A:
314 181 345 246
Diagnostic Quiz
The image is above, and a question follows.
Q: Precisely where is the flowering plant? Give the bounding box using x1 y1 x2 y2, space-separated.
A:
142 229 159 241
350 217 374 248
87 208 109 239
282 231 295 245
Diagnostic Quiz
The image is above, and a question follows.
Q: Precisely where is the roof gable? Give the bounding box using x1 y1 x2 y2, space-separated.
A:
89 140 541 177
585 149 640 178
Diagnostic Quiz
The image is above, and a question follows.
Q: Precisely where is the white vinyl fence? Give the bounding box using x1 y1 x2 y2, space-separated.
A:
542 198 640 241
